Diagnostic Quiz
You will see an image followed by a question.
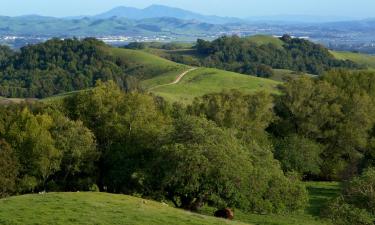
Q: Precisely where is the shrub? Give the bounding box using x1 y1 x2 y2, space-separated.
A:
324 197 374 225
323 168 375 224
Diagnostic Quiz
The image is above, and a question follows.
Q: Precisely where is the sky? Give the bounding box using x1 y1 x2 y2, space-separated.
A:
0 0 374 19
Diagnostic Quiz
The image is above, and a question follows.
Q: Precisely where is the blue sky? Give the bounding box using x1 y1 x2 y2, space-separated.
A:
1 0 374 19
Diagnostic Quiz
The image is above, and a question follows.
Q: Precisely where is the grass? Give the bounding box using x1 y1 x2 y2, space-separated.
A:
0 192 249 225
246 35 284 48
108 47 189 80
200 182 340 225
331 50 375 69
271 69 316 81
0 182 340 225
144 67 281 103
0 97 36 105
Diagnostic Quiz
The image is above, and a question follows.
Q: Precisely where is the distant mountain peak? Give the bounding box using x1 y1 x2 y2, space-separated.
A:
94 4 243 24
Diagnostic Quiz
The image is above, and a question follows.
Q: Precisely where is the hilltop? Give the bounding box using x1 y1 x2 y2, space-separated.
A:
95 5 242 24
144 67 279 103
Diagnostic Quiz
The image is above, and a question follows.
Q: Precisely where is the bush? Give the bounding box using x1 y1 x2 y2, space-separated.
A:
343 168 375 214
323 168 375 224
324 197 374 225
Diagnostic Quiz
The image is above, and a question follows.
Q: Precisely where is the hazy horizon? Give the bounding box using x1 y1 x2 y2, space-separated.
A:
0 0 374 20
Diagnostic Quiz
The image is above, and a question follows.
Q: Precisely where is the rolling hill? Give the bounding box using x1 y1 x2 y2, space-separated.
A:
105 47 280 103
330 50 375 69
246 35 284 48
0 16 227 37
143 67 280 103
0 192 249 225
0 182 338 225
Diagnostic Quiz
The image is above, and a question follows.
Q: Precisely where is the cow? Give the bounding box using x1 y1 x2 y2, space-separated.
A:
214 208 234 220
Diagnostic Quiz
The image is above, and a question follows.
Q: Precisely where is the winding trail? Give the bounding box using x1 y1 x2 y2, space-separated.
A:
149 67 197 90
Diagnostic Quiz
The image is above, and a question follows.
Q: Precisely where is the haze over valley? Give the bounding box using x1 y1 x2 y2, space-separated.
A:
1 4 375 53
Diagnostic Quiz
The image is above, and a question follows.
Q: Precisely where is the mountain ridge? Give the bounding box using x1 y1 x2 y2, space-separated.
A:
94 4 244 24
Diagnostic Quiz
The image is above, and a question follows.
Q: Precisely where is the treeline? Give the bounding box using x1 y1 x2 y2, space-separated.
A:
1 70 375 223
0 38 140 98
0 81 308 214
195 35 360 77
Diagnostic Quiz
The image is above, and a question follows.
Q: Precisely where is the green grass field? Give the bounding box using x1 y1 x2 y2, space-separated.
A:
0 182 340 225
271 69 316 81
108 47 190 80
331 51 375 69
246 35 284 48
144 67 281 103
0 192 249 225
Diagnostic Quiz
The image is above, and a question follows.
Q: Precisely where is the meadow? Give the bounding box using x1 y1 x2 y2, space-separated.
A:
0 182 340 225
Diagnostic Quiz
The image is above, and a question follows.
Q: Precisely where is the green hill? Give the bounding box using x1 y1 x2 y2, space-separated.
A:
246 35 284 48
107 47 190 80
331 50 375 69
0 192 249 225
144 67 280 103
0 182 338 225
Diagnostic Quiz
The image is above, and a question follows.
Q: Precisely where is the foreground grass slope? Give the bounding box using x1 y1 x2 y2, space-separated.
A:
0 182 339 225
0 192 249 225
145 67 280 103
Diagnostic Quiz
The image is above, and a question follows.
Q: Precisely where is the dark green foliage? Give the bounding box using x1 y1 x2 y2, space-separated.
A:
0 139 19 198
274 135 322 176
0 38 131 98
61 82 308 214
153 115 254 211
189 90 275 145
195 35 360 76
187 90 308 213
270 71 375 180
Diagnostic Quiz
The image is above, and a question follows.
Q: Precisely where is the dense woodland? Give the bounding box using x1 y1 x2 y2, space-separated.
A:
0 38 140 98
0 39 375 225
195 35 360 77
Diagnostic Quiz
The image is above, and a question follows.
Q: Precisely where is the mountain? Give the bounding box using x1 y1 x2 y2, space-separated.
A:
0 15 228 37
246 15 361 24
94 4 243 24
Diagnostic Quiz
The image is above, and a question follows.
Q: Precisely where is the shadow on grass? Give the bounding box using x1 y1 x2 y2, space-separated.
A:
306 182 341 216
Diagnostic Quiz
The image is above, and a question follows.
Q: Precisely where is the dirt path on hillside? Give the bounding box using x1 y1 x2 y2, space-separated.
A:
149 67 197 90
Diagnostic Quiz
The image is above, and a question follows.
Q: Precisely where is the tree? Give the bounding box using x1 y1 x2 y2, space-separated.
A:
274 134 322 175
0 139 19 198
271 75 375 180
50 114 99 190
189 90 275 145
6 109 61 192
153 115 253 211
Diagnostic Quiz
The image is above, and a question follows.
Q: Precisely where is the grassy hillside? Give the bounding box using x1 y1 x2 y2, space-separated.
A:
0 192 249 225
246 35 284 48
331 50 375 69
144 67 280 103
271 69 316 81
0 182 339 225
108 47 190 80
